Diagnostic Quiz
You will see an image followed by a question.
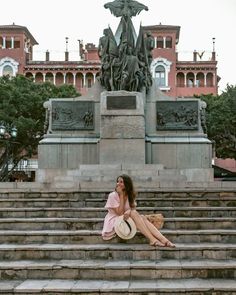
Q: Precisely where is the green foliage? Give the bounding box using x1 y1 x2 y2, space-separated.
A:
0 75 80 180
201 84 236 159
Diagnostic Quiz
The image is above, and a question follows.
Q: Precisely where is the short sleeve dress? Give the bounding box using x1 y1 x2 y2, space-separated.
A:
102 191 131 240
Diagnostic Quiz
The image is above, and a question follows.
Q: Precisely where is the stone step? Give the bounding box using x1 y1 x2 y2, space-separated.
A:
0 207 235 218
1 197 236 208
0 243 235 260
0 217 236 230
0 216 235 230
0 259 235 280
0 278 236 294
0 199 82 208
48 174 188 185
87 197 236 208
1 197 236 215
0 190 235 200
0 229 235 244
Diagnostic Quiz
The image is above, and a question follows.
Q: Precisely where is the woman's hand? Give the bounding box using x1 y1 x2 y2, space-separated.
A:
116 185 123 195
123 209 131 220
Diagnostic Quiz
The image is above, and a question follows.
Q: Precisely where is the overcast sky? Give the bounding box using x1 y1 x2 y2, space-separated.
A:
1 0 236 93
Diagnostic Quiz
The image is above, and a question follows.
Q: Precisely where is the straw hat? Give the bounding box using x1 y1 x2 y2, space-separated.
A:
114 215 137 240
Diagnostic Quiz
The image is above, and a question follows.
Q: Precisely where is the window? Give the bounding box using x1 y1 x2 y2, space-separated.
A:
176 72 185 87
166 37 172 48
187 79 194 87
3 65 13 76
6 38 11 49
155 65 165 86
87 78 92 88
14 38 20 49
187 73 195 87
156 37 164 48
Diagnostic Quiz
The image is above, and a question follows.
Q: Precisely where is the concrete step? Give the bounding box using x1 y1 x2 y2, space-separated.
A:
0 229 235 244
0 216 235 230
1 197 236 208
0 190 235 200
0 198 82 208
0 207 236 218
1 200 236 216
0 259 235 280
87 197 236 208
0 278 236 294
0 243 235 260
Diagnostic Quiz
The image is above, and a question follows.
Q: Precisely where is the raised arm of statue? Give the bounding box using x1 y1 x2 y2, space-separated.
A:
104 0 148 18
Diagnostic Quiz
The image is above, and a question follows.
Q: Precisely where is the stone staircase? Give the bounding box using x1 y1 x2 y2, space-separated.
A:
0 188 235 294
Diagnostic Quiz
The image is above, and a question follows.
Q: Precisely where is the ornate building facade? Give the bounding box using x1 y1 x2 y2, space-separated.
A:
0 24 219 97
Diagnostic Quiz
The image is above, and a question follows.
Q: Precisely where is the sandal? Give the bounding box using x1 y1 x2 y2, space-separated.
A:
164 240 176 248
150 240 165 247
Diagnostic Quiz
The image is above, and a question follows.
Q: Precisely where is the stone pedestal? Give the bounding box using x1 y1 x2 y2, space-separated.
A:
36 82 214 184
100 91 145 164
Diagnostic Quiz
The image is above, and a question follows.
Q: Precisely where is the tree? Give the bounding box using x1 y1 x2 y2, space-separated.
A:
0 75 79 181
201 84 236 159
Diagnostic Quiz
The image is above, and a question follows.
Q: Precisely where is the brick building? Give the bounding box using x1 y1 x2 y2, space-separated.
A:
0 24 219 97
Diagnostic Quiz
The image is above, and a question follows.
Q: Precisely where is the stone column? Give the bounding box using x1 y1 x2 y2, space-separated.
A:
2 37 6 49
154 37 157 48
83 73 86 87
163 37 166 48
93 73 96 83
53 73 56 85
73 73 76 86
11 37 14 49
204 73 207 86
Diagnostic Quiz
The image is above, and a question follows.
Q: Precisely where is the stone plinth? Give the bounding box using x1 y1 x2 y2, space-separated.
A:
99 91 145 164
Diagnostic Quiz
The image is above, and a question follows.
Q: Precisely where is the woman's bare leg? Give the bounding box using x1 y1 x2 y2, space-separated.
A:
141 215 175 247
130 209 163 246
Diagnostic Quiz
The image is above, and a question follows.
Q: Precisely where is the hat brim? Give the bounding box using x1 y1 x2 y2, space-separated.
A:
114 215 137 240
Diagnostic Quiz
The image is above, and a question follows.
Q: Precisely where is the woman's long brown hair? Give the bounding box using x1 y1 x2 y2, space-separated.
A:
117 174 136 208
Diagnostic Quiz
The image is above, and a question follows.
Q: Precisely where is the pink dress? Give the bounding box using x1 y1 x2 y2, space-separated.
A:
102 191 131 240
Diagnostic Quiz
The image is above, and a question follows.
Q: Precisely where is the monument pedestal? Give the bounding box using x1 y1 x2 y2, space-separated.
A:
100 91 145 164
37 83 214 184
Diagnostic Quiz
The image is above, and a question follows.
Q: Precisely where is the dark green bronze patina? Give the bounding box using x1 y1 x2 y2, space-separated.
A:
156 101 199 130
107 95 136 110
51 101 94 131
98 0 153 93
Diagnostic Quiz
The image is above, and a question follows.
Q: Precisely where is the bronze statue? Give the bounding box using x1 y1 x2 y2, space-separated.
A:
145 31 155 66
99 0 152 92
104 0 148 18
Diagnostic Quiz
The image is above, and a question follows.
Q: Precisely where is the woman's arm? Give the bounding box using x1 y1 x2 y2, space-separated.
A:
113 188 126 216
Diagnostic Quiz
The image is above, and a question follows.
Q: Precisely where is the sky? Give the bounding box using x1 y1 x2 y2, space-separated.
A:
1 0 236 93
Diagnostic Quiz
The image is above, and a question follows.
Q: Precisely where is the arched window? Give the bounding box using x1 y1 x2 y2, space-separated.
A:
156 37 164 48
196 72 204 87
187 73 195 87
3 65 13 76
166 36 172 48
45 73 54 83
176 72 185 87
155 65 165 86
206 73 214 87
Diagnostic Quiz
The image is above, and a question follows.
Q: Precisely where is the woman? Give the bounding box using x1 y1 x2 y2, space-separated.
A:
102 174 175 247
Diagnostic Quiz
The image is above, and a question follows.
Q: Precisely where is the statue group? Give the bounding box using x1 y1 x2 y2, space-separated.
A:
98 0 154 93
